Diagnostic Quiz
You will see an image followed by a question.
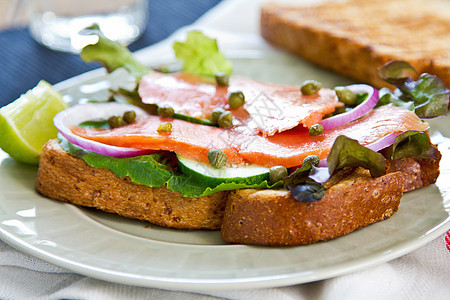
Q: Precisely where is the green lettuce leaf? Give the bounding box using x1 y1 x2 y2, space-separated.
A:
80 24 149 81
378 61 449 118
173 31 233 78
59 137 279 198
327 135 386 178
385 131 437 160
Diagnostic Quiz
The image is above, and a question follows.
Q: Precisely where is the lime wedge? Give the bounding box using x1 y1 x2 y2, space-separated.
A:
0 80 68 164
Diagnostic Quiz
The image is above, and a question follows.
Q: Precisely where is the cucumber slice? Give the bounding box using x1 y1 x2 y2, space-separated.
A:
177 156 270 185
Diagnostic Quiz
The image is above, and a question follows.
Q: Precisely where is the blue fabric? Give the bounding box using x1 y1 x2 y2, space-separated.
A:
0 0 221 107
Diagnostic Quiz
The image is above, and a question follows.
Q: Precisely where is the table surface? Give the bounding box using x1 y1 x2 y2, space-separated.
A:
0 0 222 107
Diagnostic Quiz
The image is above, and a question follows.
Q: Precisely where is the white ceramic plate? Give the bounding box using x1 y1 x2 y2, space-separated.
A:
0 30 449 291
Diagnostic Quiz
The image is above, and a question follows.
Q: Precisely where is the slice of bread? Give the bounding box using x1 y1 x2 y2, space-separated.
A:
35 139 228 230
260 0 450 89
35 139 441 245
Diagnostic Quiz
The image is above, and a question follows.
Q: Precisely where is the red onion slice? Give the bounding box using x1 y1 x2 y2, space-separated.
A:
54 102 153 157
319 84 379 130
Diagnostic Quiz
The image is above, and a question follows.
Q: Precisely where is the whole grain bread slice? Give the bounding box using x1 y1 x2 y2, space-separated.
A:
35 139 441 245
35 139 228 230
260 0 450 89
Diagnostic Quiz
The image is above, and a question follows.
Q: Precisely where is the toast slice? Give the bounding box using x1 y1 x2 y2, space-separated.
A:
260 0 450 89
35 139 441 245
35 139 228 230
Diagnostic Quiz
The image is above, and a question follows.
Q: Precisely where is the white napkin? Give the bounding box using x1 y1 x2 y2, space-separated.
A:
1 231 449 299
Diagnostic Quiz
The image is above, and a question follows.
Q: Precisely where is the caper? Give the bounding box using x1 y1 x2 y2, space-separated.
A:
157 122 172 132
302 155 320 167
308 124 324 136
269 166 288 184
333 106 348 115
228 91 245 109
215 72 229 87
123 110 136 124
208 149 227 169
334 86 357 106
108 115 124 128
210 107 226 124
218 111 233 128
300 80 322 95
157 104 175 118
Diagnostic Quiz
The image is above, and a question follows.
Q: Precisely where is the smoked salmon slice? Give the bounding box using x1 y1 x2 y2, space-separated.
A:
138 72 341 136
72 105 429 168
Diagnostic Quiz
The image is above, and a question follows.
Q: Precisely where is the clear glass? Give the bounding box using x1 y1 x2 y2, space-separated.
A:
28 0 148 53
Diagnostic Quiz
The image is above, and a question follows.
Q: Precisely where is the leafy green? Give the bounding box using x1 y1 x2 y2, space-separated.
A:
59 137 278 197
378 60 417 85
80 24 149 81
378 61 449 118
376 88 415 111
173 31 233 78
172 113 215 126
385 131 436 160
283 161 327 202
78 119 110 129
327 135 386 178
283 162 313 188
288 180 326 203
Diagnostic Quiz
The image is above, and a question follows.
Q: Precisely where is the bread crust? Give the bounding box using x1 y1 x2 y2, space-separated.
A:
221 169 404 246
260 0 450 89
35 139 227 230
36 139 441 245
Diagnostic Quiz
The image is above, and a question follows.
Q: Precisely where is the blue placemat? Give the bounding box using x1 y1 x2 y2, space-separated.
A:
0 0 221 107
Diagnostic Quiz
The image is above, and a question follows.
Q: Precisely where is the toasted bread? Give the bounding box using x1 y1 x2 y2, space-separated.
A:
35 139 441 245
260 0 450 89
221 168 404 246
35 139 228 230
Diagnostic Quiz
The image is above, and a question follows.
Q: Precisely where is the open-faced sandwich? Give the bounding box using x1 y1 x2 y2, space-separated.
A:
2 28 447 246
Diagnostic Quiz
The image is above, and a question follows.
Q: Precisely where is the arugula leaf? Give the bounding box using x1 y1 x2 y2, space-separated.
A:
327 135 386 178
378 61 449 118
80 24 149 81
385 131 436 160
59 137 278 197
173 31 232 78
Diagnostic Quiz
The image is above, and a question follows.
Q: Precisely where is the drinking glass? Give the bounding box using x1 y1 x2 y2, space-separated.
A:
29 0 148 53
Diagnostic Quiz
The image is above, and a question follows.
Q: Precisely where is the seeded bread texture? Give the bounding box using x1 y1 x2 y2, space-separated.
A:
221 168 404 246
260 0 450 89
36 139 441 245
35 139 228 230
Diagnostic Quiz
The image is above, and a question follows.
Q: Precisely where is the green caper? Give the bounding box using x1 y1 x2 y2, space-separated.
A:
208 149 227 169
228 91 245 109
215 72 229 87
269 166 288 184
334 86 357 106
300 80 322 95
302 155 320 167
123 110 136 124
108 115 124 128
210 107 226 124
157 122 172 132
333 106 348 115
308 124 324 136
218 111 233 128
157 104 175 118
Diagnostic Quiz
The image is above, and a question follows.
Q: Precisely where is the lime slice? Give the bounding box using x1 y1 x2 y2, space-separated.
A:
0 80 68 164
